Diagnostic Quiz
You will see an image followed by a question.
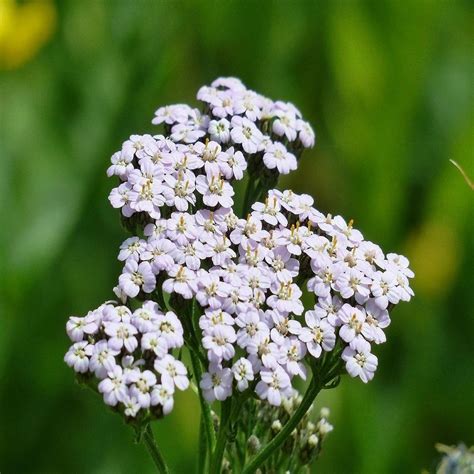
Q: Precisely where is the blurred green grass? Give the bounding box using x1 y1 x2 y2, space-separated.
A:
0 1 473 473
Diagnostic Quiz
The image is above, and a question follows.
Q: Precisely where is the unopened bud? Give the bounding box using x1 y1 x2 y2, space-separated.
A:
320 407 330 418
211 410 219 432
247 435 261 454
318 419 334 435
308 434 319 447
222 458 231 473
306 421 316 433
272 420 282 432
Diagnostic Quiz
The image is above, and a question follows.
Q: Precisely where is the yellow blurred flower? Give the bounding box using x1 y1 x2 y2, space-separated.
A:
406 220 460 298
0 0 56 70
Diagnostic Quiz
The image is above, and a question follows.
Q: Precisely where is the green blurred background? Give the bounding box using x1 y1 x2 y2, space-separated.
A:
1 0 473 472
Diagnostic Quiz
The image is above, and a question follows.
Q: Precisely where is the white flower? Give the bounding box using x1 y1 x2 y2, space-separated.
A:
64 341 93 373
167 213 198 246
233 91 262 121
155 311 184 348
152 104 191 125
297 119 315 148
108 183 134 217
384 253 414 278
118 236 147 262
232 357 254 391
235 310 268 348
200 364 233 402
122 394 141 417
195 272 230 309
175 240 208 271
263 142 297 175
335 268 371 303
141 238 177 275
272 109 298 141
154 355 189 391
312 294 342 326
337 304 366 345
332 216 363 246
170 122 206 143
342 339 378 383
196 174 235 208
307 260 345 298
199 309 234 332
221 147 247 180
371 271 400 309
141 332 168 358
162 264 197 299
279 337 307 379
163 170 197 211
128 369 157 408
107 147 134 179
247 333 281 370
208 118 231 143
361 299 390 344
202 325 237 363
151 384 175 414
252 198 287 226
66 313 99 342
98 365 128 406
267 281 304 315
131 301 161 332
299 310 336 358
89 340 119 378
230 116 263 154
118 260 156 298
255 366 292 406
104 321 139 352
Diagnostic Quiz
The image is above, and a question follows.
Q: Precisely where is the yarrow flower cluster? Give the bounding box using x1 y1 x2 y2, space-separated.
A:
109 188 413 408
65 301 188 418
65 78 413 472
107 77 314 222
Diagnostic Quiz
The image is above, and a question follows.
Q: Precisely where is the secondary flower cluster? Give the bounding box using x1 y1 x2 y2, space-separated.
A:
107 77 314 221
64 301 188 418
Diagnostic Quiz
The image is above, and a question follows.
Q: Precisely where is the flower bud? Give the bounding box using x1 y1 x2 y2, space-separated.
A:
318 419 334 435
272 420 282 432
320 407 330 418
308 434 319 447
247 435 261 454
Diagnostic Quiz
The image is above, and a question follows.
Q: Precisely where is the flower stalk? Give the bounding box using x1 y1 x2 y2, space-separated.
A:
143 424 170 474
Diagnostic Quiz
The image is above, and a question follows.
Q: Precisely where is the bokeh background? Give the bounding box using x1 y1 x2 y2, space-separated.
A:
1 0 473 473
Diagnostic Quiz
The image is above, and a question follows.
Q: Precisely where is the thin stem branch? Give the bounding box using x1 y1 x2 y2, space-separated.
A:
242 177 257 216
210 398 232 474
242 377 322 474
197 416 207 474
143 424 170 474
189 347 216 453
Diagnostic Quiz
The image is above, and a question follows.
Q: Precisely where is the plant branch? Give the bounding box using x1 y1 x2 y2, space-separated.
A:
189 347 216 454
242 377 322 474
143 424 170 474
210 398 233 474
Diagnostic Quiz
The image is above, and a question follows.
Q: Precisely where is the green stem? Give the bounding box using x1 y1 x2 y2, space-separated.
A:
189 348 216 453
197 416 207 474
143 424 170 474
242 377 322 474
210 398 232 474
242 177 257 216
